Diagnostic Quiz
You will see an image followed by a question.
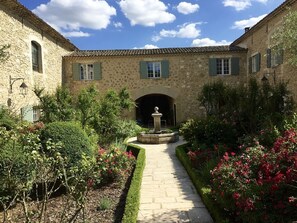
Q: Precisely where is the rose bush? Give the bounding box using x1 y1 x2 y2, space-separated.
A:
211 129 297 223
94 146 136 185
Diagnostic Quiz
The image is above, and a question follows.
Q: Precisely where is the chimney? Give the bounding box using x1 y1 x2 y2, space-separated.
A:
244 27 250 33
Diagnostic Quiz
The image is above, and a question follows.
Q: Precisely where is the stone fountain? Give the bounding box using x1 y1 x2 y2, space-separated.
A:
137 107 179 144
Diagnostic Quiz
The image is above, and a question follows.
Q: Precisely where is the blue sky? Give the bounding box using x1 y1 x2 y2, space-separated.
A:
18 0 285 50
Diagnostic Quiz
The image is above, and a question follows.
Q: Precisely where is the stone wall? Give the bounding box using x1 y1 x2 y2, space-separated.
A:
234 2 297 99
0 4 73 115
63 51 247 124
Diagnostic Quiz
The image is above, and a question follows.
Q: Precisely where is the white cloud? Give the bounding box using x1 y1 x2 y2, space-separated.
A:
118 0 175 26
232 14 267 29
33 0 116 36
114 22 123 28
62 31 91 38
153 23 201 41
134 44 159 49
177 2 199 15
191 38 231 46
223 0 268 11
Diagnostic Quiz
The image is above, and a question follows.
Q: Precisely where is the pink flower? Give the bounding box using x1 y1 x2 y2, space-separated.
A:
233 192 241 200
288 196 296 203
223 152 229 161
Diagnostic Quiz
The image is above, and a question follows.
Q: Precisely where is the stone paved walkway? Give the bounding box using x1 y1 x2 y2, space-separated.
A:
127 137 214 223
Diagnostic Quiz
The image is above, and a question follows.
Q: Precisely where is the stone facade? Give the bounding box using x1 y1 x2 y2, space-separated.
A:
0 1 76 120
232 0 297 98
1 0 297 124
63 49 247 124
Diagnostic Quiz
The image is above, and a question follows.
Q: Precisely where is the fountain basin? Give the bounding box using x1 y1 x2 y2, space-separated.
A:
137 131 179 144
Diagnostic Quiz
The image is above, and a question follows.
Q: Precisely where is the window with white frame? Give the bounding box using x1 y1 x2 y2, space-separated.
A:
216 58 231 75
33 107 41 122
80 64 94 80
147 62 161 78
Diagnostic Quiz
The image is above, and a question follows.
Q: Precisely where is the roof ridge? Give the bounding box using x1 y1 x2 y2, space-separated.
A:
232 0 297 46
1 0 78 50
66 45 247 57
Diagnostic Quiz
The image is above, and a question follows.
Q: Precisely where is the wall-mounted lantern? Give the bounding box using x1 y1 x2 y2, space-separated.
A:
9 75 28 96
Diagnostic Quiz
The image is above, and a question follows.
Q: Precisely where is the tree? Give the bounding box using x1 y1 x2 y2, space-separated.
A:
272 9 297 66
34 87 75 123
0 44 10 62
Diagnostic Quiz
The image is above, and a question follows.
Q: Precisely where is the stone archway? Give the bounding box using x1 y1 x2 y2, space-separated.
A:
135 94 175 127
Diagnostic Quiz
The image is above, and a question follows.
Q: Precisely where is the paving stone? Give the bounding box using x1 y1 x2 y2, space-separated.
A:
127 137 213 223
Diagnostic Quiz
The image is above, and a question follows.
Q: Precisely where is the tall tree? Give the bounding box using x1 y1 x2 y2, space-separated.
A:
272 10 297 66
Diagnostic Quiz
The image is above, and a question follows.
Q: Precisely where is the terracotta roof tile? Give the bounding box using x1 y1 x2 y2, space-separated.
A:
66 45 246 57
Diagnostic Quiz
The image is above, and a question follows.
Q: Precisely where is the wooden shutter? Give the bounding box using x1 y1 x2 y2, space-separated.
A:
21 106 33 122
255 53 261 72
267 49 271 68
161 60 169 78
231 58 240 75
209 58 217 76
72 63 81 80
140 61 148 79
249 57 252 74
94 62 102 80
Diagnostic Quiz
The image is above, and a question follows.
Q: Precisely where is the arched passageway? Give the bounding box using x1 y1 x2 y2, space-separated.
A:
135 94 176 127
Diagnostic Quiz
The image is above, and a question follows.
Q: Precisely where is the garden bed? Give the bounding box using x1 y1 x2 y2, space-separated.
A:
0 171 132 223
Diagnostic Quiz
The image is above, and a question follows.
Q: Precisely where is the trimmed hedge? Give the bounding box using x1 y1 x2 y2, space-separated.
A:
176 144 229 223
122 143 146 223
40 122 94 166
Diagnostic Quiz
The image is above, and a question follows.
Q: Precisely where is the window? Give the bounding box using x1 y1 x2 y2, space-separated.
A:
209 57 239 76
33 107 41 122
267 47 283 68
249 53 261 73
216 58 231 75
31 41 42 72
147 62 161 78
72 63 102 81
140 60 169 79
80 64 94 80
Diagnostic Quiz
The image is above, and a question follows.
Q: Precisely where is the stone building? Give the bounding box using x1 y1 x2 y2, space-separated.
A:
1 0 297 124
231 0 297 92
63 47 247 125
0 0 77 121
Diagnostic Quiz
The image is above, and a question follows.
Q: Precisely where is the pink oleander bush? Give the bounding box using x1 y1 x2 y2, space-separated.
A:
211 129 297 223
94 147 136 185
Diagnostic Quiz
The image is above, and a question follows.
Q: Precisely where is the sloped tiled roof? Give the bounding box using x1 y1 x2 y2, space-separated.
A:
232 0 297 46
66 45 247 57
1 0 77 51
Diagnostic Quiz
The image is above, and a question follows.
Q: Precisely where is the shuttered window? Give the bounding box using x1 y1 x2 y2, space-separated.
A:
140 60 169 79
250 53 261 73
209 57 239 76
73 62 101 80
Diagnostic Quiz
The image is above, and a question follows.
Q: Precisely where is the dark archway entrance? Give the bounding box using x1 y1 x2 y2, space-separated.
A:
136 94 175 127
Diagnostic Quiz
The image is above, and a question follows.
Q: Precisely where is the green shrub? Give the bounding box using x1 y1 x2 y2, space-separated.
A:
0 108 18 130
40 122 94 167
180 117 238 148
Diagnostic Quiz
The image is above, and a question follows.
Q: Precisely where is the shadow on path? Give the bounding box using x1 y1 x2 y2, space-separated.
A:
127 137 213 223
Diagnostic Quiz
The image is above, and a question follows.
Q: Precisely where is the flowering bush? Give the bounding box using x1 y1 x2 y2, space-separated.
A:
211 129 297 223
94 146 136 185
